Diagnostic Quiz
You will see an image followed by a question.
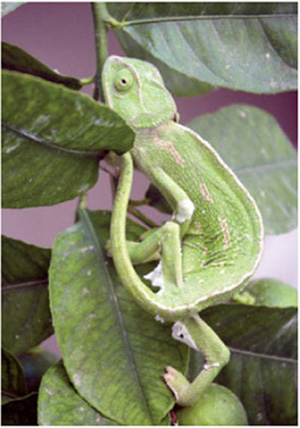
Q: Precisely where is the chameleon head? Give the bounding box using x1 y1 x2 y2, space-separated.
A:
102 56 177 128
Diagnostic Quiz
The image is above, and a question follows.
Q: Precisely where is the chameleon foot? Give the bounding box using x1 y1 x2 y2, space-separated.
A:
163 366 190 405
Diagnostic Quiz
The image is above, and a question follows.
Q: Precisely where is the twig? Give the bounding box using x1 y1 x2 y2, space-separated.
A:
128 205 158 228
91 2 110 102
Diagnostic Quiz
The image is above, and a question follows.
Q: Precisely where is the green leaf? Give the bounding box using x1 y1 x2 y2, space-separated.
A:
2 236 51 284
2 42 82 89
190 304 297 425
1 392 38 425
1 2 24 17
2 236 53 354
187 105 297 235
18 347 59 393
108 3 297 95
38 361 118 425
246 278 298 308
2 348 27 402
2 70 135 208
49 209 188 425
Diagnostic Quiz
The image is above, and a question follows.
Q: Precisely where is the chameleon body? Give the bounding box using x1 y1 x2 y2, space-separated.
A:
102 56 264 406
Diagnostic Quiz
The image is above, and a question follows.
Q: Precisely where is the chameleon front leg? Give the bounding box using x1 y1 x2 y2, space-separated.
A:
149 166 195 237
111 156 194 288
125 164 195 262
134 165 195 288
164 314 230 407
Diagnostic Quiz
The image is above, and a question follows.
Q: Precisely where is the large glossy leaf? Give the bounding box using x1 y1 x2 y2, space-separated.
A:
108 3 297 96
2 70 134 208
1 392 38 425
2 236 53 354
38 361 118 426
49 209 188 425
188 105 297 235
2 42 82 89
2 348 27 402
188 304 297 425
1 2 24 17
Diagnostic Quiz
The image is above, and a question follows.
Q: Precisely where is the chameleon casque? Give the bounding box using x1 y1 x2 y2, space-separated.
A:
102 56 264 407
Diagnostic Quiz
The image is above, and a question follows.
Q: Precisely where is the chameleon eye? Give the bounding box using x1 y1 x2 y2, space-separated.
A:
114 69 133 92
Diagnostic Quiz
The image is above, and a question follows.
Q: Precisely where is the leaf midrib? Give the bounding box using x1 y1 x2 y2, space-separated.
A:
2 279 48 292
230 345 297 364
3 122 98 158
120 13 296 28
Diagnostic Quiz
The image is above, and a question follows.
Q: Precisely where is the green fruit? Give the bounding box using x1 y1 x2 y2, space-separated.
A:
248 278 297 308
176 383 248 426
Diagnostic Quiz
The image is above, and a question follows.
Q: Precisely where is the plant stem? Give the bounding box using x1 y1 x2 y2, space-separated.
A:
91 2 110 102
100 162 119 178
75 192 88 224
128 205 158 229
129 198 150 207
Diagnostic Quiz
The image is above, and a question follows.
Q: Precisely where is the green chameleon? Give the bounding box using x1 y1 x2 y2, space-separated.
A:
102 56 264 407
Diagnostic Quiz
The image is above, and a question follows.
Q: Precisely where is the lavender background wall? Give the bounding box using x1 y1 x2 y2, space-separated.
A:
2 3 298 353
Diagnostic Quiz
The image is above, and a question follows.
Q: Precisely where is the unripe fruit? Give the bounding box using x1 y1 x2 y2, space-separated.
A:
176 383 248 426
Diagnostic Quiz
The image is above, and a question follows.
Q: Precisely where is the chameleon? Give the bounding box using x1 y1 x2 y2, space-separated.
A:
102 56 264 407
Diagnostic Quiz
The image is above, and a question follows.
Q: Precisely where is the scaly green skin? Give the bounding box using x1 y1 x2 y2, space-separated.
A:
102 56 264 407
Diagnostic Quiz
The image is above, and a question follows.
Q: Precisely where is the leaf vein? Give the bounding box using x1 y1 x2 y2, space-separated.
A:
230 346 296 363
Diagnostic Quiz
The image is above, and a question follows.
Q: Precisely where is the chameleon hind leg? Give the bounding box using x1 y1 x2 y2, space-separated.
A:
133 166 196 289
164 314 230 407
124 221 184 288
